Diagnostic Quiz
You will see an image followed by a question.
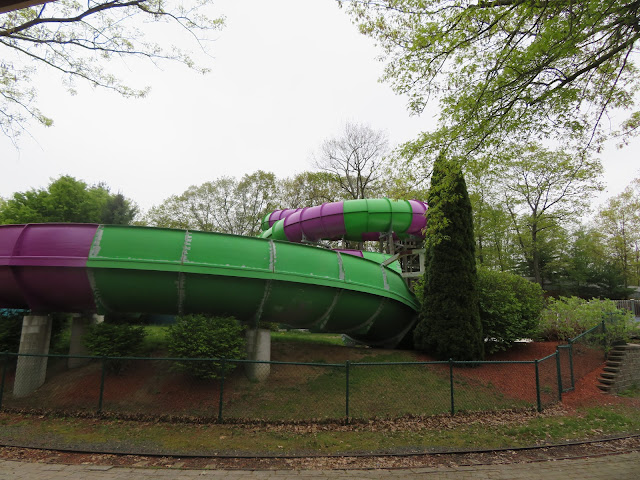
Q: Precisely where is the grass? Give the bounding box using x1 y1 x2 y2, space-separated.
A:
2 329 533 420
1 404 639 455
140 326 347 353
617 384 640 398
3 329 640 455
216 346 529 421
142 325 170 354
270 330 346 346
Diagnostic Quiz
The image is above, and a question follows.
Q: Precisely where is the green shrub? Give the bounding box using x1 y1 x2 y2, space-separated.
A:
83 322 146 373
537 297 635 343
0 310 70 354
167 314 246 380
0 309 25 353
477 267 544 353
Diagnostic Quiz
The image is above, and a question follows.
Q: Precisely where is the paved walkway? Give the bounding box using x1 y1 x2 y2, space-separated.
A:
0 452 638 479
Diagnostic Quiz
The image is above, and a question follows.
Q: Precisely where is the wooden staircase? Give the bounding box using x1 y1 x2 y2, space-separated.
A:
597 344 627 392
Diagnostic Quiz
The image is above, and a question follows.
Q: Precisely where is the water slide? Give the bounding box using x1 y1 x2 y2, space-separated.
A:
0 199 427 347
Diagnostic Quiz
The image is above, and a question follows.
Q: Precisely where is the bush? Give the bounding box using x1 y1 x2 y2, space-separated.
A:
477 268 544 353
167 314 246 380
0 309 25 353
83 322 146 373
537 297 635 342
0 310 70 354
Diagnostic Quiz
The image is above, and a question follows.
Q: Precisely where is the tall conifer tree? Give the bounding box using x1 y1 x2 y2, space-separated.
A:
414 156 484 360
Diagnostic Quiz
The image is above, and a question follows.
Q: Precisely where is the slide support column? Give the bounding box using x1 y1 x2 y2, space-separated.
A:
13 314 52 398
245 328 271 382
68 314 104 368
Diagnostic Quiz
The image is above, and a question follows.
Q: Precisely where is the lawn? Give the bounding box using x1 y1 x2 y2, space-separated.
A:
1 404 639 455
2 329 639 455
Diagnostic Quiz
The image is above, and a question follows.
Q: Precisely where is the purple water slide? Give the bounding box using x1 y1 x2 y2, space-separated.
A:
265 199 427 243
0 224 99 312
280 202 346 242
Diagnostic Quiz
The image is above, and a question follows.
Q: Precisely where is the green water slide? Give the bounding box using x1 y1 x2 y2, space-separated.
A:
87 225 419 347
1 198 425 347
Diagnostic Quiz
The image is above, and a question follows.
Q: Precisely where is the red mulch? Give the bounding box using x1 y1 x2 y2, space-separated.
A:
4 341 634 417
416 341 631 408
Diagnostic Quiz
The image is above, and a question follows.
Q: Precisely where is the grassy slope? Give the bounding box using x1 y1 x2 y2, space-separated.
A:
1 329 640 455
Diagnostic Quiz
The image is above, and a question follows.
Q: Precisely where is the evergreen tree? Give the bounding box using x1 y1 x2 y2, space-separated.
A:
414 156 484 360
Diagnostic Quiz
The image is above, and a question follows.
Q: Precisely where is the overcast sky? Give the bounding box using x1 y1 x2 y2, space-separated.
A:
1 0 638 214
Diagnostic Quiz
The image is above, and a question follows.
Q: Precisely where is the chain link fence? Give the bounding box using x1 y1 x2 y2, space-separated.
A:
2 318 625 421
1 351 577 421
536 353 561 407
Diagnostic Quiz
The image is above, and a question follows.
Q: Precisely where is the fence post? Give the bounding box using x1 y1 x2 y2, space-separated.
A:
218 358 226 423
345 360 350 424
449 358 455 415
0 353 7 411
555 350 562 402
97 356 107 413
568 341 575 391
534 359 541 412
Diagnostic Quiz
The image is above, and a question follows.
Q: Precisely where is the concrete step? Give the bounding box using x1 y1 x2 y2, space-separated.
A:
598 377 615 385
597 383 611 392
606 360 623 368
604 366 620 373
601 372 617 380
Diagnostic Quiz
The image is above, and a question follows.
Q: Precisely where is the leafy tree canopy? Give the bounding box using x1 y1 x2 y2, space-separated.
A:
144 171 278 236
596 176 640 287
1 0 223 143
0 175 138 224
346 0 640 155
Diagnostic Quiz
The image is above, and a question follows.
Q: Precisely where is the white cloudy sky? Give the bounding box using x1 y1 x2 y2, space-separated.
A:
1 0 638 214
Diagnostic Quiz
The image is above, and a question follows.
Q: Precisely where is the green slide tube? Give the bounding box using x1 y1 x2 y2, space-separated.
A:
87 225 418 347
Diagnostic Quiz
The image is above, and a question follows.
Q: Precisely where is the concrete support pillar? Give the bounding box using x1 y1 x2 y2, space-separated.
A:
245 328 271 382
68 314 103 368
13 315 52 398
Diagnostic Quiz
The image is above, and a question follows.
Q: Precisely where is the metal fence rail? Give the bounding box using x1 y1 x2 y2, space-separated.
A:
0 319 622 422
0 352 564 422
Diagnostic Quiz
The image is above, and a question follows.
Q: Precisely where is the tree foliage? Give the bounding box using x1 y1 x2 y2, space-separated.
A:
414 155 484 360
537 296 635 343
347 0 640 154
557 227 633 298
1 0 223 142
278 171 343 208
476 267 543 353
596 177 640 287
478 144 603 285
144 171 278 236
167 314 245 380
0 175 138 224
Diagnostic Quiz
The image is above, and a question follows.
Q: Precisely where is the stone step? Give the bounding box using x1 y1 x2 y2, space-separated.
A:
604 366 620 373
601 372 617 380
606 360 623 368
597 383 611 392
598 377 615 385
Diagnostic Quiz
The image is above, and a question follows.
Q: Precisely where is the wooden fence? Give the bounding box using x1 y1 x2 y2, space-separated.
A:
614 299 640 317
